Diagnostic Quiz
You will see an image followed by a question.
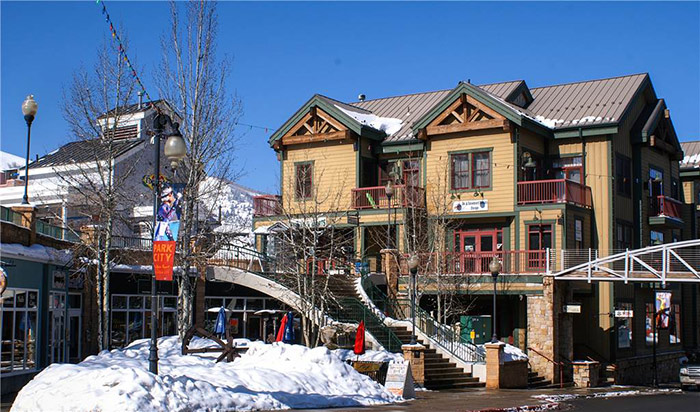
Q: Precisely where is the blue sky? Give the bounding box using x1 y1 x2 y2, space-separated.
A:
2 1 699 193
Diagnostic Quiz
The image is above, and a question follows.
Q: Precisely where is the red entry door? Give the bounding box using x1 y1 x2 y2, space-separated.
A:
454 229 500 273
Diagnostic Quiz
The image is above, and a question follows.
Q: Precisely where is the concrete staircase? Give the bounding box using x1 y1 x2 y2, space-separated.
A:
527 370 552 388
389 326 485 390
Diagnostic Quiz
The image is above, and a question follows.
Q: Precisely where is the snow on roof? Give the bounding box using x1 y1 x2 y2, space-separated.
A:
335 105 403 136
0 243 73 264
0 151 24 171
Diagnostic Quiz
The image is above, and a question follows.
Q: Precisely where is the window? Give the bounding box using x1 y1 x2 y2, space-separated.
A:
650 230 664 246
553 156 583 183
669 303 681 344
110 294 177 348
451 151 491 190
472 152 491 188
574 217 584 249
295 162 313 200
378 160 399 186
616 221 633 250
1 289 38 374
402 160 421 187
617 302 633 349
645 302 657 345
527 224 552 269
615 154 631 197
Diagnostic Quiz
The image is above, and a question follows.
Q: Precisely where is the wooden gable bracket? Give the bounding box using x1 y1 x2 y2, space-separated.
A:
424 93 510 137
279 106 355 147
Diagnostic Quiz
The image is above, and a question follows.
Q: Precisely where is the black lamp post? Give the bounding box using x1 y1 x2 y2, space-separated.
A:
407 254 419 345
21 95 38 205
149 112 186 374
489 257 502 343
385 180 394 249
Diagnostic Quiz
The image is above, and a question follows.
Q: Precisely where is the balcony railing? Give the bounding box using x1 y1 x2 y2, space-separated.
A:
414 250 554 274
111 236 153 250
253 195 282 217
351 185 425 210
517 179 592 208
35 220 81 242
651 195 682 220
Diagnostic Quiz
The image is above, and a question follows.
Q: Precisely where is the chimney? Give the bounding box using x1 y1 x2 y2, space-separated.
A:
138 91 144 109
358 94 366 102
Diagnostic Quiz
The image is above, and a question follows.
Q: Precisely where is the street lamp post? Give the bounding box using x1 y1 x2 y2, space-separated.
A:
385 180 394 249
149 112 186 374
21 95 38 205
407 254 419 345
489 257 502 343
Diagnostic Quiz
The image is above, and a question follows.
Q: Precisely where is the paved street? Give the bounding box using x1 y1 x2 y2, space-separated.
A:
565 391 699 412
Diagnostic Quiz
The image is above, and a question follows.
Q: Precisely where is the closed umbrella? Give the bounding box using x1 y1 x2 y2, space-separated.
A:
275 313 288 342
283 311 295 344
354 320 366 357
214 306 227 338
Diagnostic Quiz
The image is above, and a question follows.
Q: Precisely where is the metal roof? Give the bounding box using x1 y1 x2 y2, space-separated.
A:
681 141 700 170
29 139 144 169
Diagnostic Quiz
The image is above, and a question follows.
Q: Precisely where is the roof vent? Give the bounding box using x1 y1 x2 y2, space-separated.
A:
358 94 366 102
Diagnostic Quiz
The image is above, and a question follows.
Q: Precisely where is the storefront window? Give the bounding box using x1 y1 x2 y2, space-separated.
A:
1 288 38 374
670 303 681 344
617 302 633 349
110 294 177 348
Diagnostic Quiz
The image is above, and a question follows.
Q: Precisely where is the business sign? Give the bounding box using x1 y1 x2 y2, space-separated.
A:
614 310 634 318
564 304 581 313
153 241 176 281
452 200 488 213
384 361 414 398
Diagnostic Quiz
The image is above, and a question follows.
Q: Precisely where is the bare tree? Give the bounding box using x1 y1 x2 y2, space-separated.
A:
54 38 145 350
156 0 242 338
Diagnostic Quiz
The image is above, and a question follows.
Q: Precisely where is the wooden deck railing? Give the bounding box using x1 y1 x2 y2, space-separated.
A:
351 185 425 210
517 179 592 208
652 195 682 219
414 250 553 274
253 195 282 217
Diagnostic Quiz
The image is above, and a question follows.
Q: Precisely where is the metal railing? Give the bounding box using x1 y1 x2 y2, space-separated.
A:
651 195 682 220
329 297 404 353
351 185 425 210
208 244 275 273
416 250 555 275
360 275 403 319
517 179 592 208
35 220 81 242
253 195 282 217
111 236 153 250
0 206 24 226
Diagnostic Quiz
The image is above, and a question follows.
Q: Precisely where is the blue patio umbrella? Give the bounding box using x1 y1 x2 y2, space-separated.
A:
214 306 227 337
282 311 295 344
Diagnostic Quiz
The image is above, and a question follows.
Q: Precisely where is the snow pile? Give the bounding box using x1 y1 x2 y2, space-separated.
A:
0 150 23 171
333 348 404 363
0 243 72 265
682 153 700 168
336 105 403 136
534 115 565 129
476 343 528 362
11 336 400 412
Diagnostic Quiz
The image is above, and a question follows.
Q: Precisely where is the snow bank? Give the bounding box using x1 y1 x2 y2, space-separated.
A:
336 105 403 136
333 349 404 363
11 336 400 412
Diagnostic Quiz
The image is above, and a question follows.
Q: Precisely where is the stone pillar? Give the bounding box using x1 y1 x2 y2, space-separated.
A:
572 361 601 387
11 205 36 245
402 344 425 386
485 342 504 389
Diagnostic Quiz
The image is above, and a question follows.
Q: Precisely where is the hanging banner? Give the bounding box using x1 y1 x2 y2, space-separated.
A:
655 291 671 329
153 241 176 281
153 184 184 281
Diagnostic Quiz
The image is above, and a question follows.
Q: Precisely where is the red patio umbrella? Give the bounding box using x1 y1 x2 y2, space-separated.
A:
354 321 366 356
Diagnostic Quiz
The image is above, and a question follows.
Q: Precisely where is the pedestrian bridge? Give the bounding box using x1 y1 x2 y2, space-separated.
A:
548 239 700 286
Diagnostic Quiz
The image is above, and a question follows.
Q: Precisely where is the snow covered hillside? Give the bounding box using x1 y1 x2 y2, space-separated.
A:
11 337 400 412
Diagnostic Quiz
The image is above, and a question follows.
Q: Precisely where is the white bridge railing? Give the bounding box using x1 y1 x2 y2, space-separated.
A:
547 239 700 286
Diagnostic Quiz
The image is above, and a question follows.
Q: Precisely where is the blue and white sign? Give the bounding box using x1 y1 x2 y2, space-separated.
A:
452 200 488 213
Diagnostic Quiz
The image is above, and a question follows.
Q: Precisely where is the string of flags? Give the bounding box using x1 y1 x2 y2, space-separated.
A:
95 0 274 135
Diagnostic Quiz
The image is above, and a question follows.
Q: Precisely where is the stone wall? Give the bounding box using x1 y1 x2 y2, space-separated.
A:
615 351 684 385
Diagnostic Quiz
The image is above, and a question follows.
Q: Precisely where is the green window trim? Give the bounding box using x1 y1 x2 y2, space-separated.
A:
294 160 314 201
448 148 494 193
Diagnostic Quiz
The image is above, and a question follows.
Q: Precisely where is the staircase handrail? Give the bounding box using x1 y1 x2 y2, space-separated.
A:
527 346 565 388
359 276 484 363
331 297 404 353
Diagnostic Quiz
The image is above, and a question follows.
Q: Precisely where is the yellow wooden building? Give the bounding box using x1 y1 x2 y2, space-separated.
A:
253 73 698 384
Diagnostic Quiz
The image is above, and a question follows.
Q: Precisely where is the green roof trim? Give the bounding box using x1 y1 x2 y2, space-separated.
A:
553 126 619 139
267 94 386 147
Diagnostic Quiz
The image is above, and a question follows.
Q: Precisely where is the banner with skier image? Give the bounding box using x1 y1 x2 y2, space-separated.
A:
153 184 184 281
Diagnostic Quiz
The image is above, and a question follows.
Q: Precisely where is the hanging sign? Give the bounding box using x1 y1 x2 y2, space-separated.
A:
452 200 488 213
615 310 634 318
564 303 581 313
384 361 415 398
153 241 176 281
655 291 672 329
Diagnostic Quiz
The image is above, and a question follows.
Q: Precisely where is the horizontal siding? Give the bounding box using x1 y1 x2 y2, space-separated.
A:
584 138 612 251
283 141 356 214
425 129 515 215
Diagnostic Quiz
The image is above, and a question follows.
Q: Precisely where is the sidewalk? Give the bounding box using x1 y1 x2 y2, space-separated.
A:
293 386 683 412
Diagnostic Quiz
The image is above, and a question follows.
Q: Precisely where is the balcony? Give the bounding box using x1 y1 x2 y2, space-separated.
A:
351 185 425 210
253 195 282 217
649 195 683 228
414 250 554 275
517 179 592 208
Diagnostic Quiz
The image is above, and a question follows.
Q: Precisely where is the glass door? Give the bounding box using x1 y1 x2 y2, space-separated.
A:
48 292 66 364
454 229 502 273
